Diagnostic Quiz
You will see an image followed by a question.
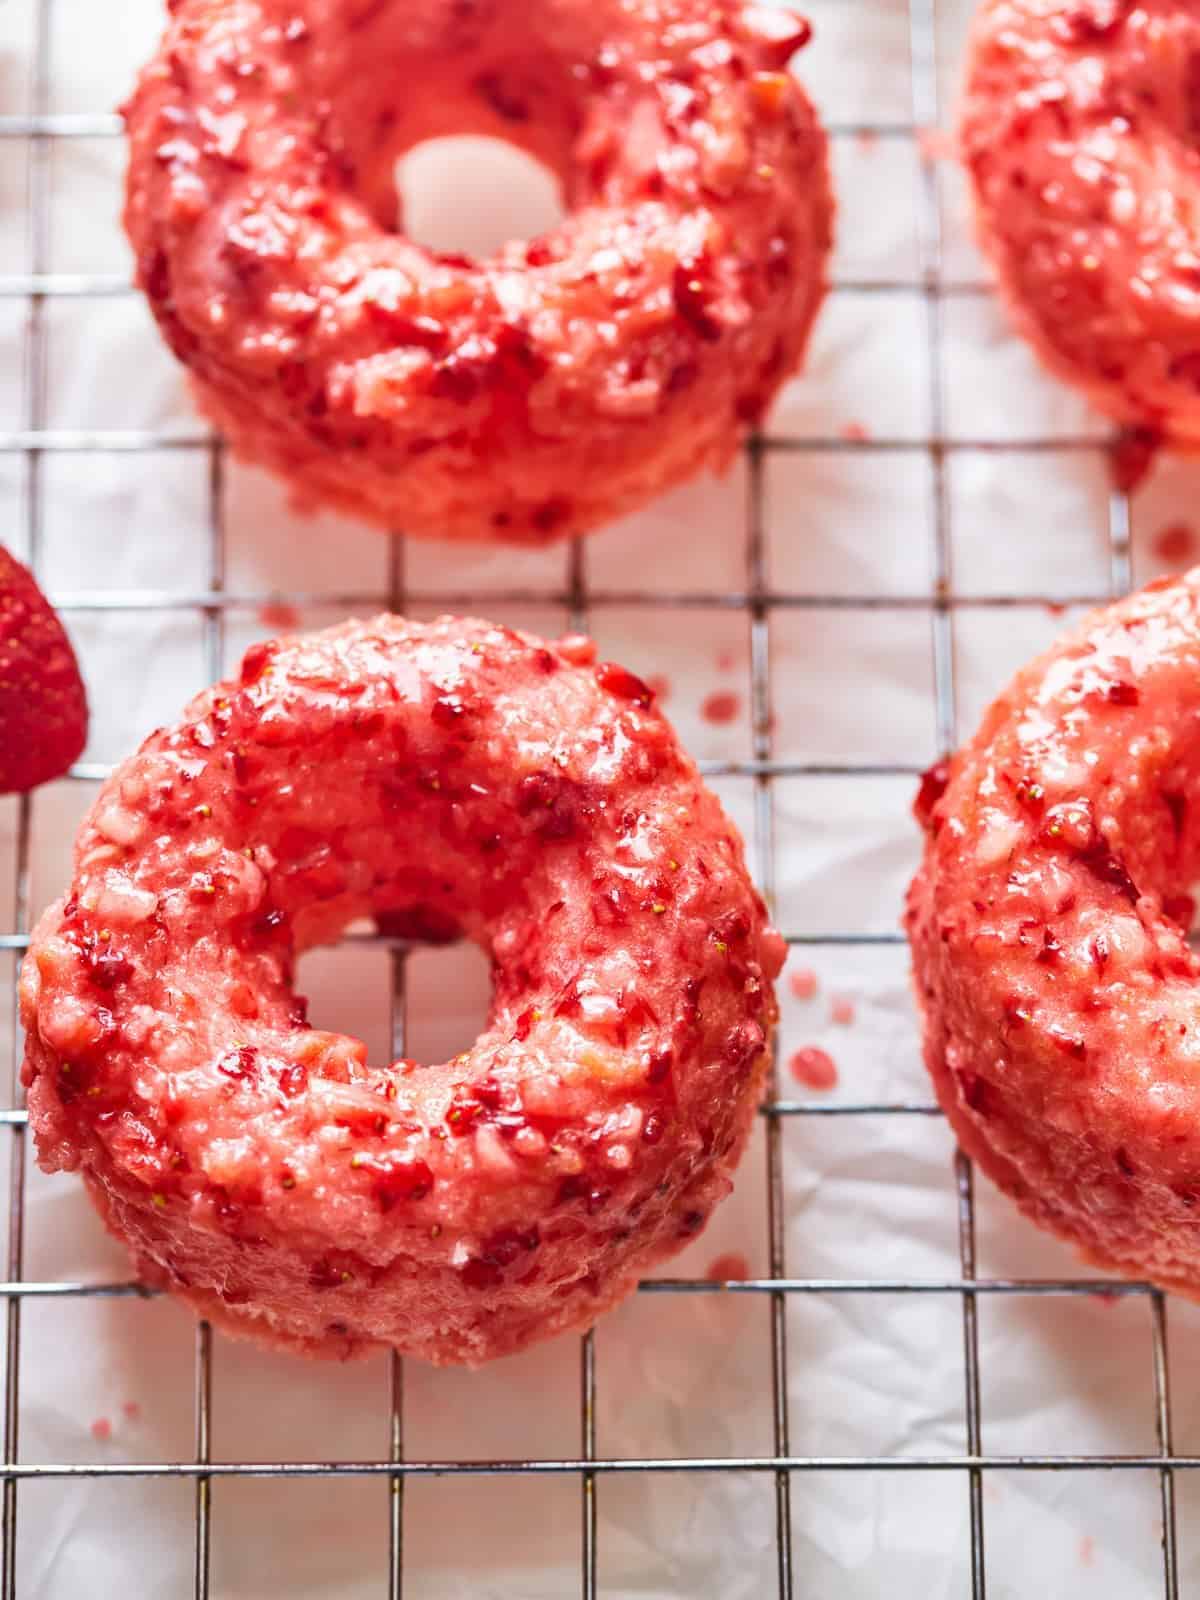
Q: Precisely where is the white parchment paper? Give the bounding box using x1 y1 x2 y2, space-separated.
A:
4 0 1200 1594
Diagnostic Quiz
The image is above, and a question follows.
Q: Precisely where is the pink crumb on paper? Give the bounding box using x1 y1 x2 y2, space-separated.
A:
715 647 738 673
830 997 855 1026
122 1401 141 1422
855 128 878 154
90 1417 112 1442
839 419 871 442
257 601 301 631
706 1252 750 1282
788 967 818 1001
1080 1535 1095 1568
1044 602 1066 618
789 1046 838 1091
1154 522 1197 566
917 126 955 164
701 689 741 725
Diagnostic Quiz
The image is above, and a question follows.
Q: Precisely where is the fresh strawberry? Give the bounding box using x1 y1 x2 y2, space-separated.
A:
0 547 87 793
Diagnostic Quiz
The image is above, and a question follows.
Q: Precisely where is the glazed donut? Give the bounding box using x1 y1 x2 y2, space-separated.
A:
20 616 782 1364
123 0 832 544
907 569 1200 1294
960 0 1200 441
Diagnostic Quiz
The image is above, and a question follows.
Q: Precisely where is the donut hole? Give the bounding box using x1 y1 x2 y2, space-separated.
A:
289 8 585 251
292 931 492 1070
404 941 494 1065
1112 747 1200 926
293 939 394 1067
395 136 565 258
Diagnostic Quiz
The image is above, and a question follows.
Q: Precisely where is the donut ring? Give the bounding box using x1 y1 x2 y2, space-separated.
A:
123 0 832 544
907 570 1200 1293
960 0 1200 441
20 616 782 1364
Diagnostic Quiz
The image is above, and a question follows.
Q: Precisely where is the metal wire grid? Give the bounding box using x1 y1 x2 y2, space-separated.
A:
0 0 1191 1595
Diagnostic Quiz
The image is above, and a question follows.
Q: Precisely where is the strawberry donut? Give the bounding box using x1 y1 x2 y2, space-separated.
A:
908 569 1200 1295
123 0 832 544
20 616 782 1364
961 0 1200 441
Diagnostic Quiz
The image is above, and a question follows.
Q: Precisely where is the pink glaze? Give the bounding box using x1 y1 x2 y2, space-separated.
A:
257 601 301 631
700 689 741 725
961 0 1200 442
788 1045 836 1090
907 569 1200 1295
705 1249 749 1280
1155 521 1197 566
21 616 782 1365
123 0 833 545
788 966 818 1001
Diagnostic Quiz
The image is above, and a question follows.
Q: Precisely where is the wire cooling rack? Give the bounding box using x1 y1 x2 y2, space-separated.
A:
1 0 1196 1595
